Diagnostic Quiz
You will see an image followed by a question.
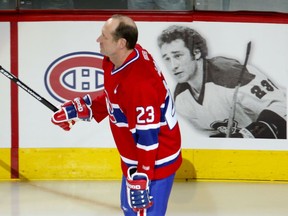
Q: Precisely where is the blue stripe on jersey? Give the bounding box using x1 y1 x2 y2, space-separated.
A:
160 91 178 130
155 153 180 169
110 105 128 127
132 127 160 148
160 101 168 124
160 93 170 123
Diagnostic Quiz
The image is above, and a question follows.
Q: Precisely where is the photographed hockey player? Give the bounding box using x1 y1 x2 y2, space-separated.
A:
157 25 287 139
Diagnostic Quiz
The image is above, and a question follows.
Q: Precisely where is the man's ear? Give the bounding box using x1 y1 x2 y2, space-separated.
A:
193 49 201 60
119 38 127 49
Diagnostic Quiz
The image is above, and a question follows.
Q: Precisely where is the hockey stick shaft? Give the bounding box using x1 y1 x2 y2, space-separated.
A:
226 41 252 137
0 66 58 112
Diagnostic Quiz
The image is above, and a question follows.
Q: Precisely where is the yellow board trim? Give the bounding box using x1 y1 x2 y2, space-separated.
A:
180 149 288 182
19 148 122 180
0 148 11 179
1 148 288 181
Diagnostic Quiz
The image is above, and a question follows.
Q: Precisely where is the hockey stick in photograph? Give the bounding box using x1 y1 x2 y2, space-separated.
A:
226 41 252 138
0 65 58 112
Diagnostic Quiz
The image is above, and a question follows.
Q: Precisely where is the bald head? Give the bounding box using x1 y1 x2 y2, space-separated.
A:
109 14 138 50
111 14 136 27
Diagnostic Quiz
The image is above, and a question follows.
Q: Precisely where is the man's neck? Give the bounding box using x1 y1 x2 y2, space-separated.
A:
187 58 204 92
110 49 134 69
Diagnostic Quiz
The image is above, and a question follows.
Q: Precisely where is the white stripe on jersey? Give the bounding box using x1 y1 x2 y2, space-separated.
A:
112 49 140 75
116 122 128 127
155 148 181 166
120 147 181 166
137 143 159 151
120 156 138 165
130 123 160 134
136 123 161 130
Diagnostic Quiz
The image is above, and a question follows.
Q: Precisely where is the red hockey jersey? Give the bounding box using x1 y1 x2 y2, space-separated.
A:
91 44 182 180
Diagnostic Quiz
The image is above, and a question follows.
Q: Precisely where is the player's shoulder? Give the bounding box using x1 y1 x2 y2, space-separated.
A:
134 44 154 64
130 45 159 76
206 56 255 88
174 83 193 101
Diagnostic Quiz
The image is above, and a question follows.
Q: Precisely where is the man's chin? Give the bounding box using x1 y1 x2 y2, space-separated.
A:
98 48 105 55
176 78 186 83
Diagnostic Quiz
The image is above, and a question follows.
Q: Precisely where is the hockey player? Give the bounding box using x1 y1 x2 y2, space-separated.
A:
157 25 287 139
51 15 182 216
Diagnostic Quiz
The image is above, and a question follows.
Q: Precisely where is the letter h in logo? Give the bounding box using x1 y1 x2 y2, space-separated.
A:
81 68 103 91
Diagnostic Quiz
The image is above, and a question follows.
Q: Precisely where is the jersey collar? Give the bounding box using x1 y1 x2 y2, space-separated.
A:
111 48 140 75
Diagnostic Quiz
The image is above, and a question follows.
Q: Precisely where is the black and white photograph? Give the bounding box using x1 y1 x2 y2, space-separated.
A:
157 25 287 139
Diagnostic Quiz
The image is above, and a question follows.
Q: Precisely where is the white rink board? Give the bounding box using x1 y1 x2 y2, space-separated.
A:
0 22 11 148
18 21 288 150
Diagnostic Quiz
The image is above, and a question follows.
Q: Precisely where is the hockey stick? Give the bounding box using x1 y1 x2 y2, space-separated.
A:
226 41 252 137
0 65 58 112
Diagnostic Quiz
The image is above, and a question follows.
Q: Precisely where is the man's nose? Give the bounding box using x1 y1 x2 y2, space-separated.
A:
171 58 180 71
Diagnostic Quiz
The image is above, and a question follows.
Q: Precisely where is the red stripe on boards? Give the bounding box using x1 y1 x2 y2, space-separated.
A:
10 21 19 179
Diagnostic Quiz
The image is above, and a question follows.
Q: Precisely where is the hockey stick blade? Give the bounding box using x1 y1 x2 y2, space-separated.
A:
226 41 252 138
0 66 58 112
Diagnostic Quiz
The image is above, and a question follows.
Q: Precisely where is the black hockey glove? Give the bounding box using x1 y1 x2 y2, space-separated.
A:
210 110 286 139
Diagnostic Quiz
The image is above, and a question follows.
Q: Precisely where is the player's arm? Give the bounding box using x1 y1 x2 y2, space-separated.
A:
235 67 287 139
131 104 159 179
123 83 161 211
211 109 286 139
124 115 157 212
123 78 160 176
234 109 286 139
212 65 286 139
126 102 158 211
90 91 109 123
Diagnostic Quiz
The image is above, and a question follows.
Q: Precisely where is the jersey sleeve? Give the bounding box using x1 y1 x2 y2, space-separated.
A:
236 65 286 138
90 56 110 123
91 90 108 123
238 65 286 119
124 79 164 179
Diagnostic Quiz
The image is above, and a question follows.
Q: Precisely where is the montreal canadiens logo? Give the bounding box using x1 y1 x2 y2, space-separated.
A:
44 51 104 103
